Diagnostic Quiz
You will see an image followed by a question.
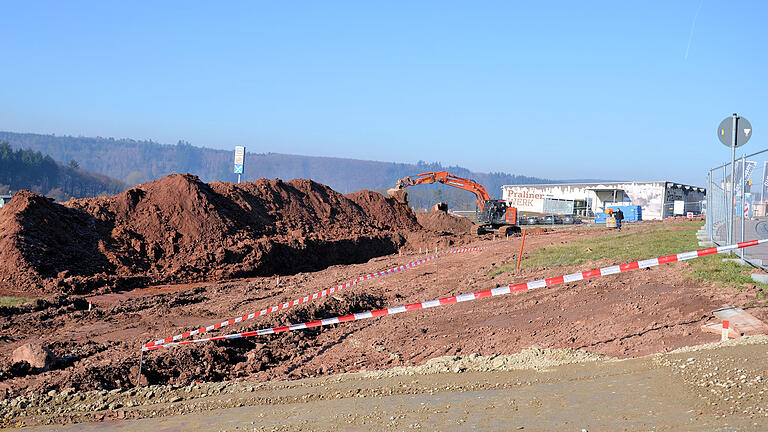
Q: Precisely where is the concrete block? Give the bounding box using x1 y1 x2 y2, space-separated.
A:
698 241 715 247
751 273 768 284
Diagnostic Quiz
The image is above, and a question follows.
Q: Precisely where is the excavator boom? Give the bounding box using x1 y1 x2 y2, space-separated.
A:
390 171 519 234
396 171 491 210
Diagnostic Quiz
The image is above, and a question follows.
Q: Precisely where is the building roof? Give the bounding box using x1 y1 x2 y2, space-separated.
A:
504 181 662 187
584 187 626 192
502 181 704 191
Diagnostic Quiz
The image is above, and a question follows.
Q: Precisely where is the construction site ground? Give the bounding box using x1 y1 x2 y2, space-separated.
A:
3 220 768 430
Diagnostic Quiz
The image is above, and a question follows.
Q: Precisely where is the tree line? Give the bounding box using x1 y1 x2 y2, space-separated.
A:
0 142 126 201
0 131 598 208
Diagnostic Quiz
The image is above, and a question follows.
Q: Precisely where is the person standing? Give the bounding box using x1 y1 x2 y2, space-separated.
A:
615 208 624 230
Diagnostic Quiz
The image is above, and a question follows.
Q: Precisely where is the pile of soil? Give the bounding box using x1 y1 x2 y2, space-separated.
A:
415 211 475 235
0 175 425 296
344 190 421 232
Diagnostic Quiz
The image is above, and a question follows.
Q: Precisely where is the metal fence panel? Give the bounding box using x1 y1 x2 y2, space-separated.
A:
543 198 574 215
707 147 768 269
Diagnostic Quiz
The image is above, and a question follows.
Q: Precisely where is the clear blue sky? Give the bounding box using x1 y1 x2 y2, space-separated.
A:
1 1 766 185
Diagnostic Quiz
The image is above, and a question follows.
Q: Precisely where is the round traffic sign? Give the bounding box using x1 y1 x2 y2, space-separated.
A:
718 115 752 147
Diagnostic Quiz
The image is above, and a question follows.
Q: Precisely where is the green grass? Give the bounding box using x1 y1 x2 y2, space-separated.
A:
520 224 698 269
0 297 32 307
691 255 768 292
489 221 768 293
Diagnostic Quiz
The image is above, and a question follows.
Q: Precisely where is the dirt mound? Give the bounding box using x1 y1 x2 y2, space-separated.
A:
415 211 475 235
344 190 421 232
0 191 117 295
527 227 552 235
0 175 426 296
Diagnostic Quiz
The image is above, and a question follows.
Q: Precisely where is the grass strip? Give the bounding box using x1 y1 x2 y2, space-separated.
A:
0 296 32 307
490 221 768 293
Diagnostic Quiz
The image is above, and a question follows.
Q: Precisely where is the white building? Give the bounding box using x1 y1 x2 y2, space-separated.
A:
502 181 706 220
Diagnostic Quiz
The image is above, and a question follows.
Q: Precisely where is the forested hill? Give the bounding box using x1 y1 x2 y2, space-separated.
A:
0 142 126 201
1 131 579 210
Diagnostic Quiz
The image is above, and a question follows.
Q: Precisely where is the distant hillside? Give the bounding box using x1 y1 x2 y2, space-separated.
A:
0 131 565 210
0 142 126 201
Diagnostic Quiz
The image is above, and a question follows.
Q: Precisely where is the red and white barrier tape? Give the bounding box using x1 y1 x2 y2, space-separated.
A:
143 238 766 351
144 242 506 349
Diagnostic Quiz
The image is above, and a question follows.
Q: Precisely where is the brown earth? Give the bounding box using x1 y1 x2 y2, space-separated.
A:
8 339 768 430
415 210 475 235
0 175 441 297
1 184 765 428
2 221 764 415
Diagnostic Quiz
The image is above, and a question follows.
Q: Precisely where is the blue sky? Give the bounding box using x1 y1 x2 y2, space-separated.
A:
1 1 766 185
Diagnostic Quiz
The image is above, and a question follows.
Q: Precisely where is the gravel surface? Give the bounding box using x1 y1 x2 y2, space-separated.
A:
5 336 767 430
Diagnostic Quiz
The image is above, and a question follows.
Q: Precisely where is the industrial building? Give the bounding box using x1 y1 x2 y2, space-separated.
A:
0 194 11 208
501 181 706 220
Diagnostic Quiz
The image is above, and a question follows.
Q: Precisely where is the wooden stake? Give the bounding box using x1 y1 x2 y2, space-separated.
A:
721 320 730 341
136 349 144 388
516 229 527 272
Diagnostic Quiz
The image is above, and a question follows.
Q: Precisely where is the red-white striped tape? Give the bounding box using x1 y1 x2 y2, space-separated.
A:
143 239 766 351
144 243 504 349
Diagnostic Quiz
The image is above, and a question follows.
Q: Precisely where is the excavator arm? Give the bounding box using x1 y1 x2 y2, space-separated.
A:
395 171 492 211
390 170 519 234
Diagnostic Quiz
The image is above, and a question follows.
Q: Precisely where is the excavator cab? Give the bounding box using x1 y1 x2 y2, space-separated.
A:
477 200 519 234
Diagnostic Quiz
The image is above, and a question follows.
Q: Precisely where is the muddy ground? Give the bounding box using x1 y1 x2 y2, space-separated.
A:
3 220 768 429
11 337 768 431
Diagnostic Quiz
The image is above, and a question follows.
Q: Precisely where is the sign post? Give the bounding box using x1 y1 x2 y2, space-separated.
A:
718 114 752 245
233 146 246 184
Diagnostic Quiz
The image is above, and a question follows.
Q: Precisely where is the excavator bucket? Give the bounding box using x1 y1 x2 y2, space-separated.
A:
387 188 409 204
431 202 448 212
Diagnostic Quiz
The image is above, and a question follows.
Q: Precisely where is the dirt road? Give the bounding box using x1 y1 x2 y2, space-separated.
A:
14 337 768 431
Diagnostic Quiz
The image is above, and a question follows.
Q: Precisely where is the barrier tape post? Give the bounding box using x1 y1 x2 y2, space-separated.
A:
144 239 766 351
722 320 730 341
136 349 144 388
516 229 527 271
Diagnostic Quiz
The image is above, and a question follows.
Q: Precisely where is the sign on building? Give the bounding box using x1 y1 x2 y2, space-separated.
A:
505 190 546 213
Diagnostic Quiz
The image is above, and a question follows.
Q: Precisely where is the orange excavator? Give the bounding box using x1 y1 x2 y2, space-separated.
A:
388 171 519 235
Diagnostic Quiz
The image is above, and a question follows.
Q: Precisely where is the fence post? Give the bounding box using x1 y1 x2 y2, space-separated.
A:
724 164 730 246
741 153 746 259
706 170 711 239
